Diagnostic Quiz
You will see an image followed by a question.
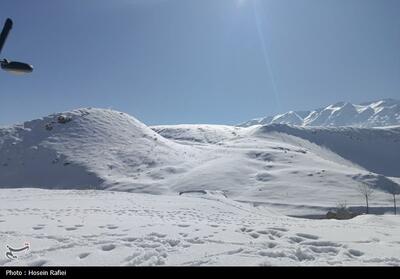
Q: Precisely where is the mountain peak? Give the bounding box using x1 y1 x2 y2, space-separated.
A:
239 99 400 128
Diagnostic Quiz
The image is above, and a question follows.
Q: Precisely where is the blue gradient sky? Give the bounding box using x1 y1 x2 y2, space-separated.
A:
0 0 399 125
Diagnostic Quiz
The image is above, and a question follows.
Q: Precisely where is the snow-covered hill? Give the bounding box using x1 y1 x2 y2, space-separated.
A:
153 123 400 215
1 108 399 216
254 124 400 177
0 108 197 192
239 99 400 128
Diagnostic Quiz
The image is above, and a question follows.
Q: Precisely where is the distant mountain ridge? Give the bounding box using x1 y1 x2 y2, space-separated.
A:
239 99 400 128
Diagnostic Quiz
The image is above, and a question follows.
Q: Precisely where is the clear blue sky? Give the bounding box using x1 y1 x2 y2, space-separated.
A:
0 0 399 125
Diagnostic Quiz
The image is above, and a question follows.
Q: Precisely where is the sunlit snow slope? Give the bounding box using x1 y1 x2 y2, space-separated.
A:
0 108 197 192
1 108 399 215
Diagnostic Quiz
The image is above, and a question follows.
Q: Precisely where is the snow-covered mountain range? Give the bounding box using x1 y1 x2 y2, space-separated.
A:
239 99 400 128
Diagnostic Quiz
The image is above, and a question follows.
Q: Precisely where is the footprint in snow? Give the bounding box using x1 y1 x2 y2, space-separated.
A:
249 232 260 239
166 239 180 247
106 225 119 230
78 252 91 259
32 225 45 230
269 227 288 232
185 237 205 244
347 249 364 257
122 237 138 242
296 233 319 240
101 244 116 251
301 241 341 247
289 236 305 243
308 246 339 255
239 227 254 233
227 248 244 255
265 242 278 248
178 224 190 228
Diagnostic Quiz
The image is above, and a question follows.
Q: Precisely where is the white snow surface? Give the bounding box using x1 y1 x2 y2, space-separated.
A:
240 99 400 128
1 108 399 214
1 107 400 266
1 189 399 266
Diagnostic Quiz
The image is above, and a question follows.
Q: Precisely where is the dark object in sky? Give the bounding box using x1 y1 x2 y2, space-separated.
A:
0 18 33 74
